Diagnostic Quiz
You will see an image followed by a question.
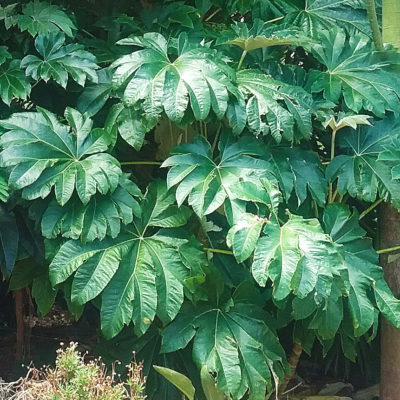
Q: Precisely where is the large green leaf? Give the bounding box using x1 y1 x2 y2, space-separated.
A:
49 181 205 338
309 28 400 117
326 117 400 208
32 174 142 243
17 1 76 37
0 60 31 105
323 204 400 334
229 69 313 141
0 170 9 202
21 33 99 88
0 107 121 206
267 0 370 36
153 366 195 400
111 32 233 121
251 215 339 301
161 301 287 400
162 134 279 223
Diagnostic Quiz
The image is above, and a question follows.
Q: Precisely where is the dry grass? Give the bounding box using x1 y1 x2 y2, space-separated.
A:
0 343 146 400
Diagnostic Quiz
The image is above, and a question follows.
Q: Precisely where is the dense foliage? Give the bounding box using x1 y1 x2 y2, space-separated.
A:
1 0 400 398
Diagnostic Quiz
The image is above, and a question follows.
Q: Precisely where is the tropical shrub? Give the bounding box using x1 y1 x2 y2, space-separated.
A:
1 0 400 399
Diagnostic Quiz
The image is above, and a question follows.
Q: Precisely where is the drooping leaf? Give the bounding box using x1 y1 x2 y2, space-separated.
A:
231 69 313 141
32 272 57 315
77 69 113 116
21 33 99 88
267 146 328 207
326 117 400 208
112 32 233 121
161 301 288 400
49 181 204 339
17 0 76 37
35 174 142 243
0 107 121 205
0 60 31 105
324 113 372 131
162 134 279 223
309 28 400 117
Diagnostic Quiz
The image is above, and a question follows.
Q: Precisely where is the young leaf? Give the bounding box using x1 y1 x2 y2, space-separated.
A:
49 181 203 339
0 107 121 205
161 301 287 400
309 28 400 117
21 33 99 88
0 60 31 105
17 0 76 37
326 117 400 208
111 32 233 121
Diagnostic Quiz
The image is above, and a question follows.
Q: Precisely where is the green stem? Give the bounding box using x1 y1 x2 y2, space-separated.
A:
203 247 234 255
237 50 248 71
366 0 384 50
204 8 221 22
266 16 284 24
328 128 338 203
211 123 222 154
120 161 162 166
359 198 384 220
377 245 400 255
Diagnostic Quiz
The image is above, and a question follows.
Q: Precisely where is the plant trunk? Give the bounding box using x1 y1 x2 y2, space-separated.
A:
13 289 25 362
379 1 400 398
278 342 303 398
379 204 400 400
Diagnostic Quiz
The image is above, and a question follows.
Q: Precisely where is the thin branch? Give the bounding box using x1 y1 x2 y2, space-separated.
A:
359 198 383 220
120 161 162 166
203 247 234 255
204 8 221 22
377 245 400 255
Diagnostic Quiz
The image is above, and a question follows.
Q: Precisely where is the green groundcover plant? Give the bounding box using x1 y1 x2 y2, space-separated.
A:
1 0 400 398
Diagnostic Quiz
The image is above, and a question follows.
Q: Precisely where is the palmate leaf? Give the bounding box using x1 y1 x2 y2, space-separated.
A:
162 134 279 223
161 301 288 400
0 3 19 30
17 1 76 37
32 174 142 243
49 181 205 339
267 0 370 36
0 60 31 105
228 69 313 142
326 116 400 208
21 33 99 88
309 28 400 117
0 107 121 206
111 32 233 122
251 215 339 301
